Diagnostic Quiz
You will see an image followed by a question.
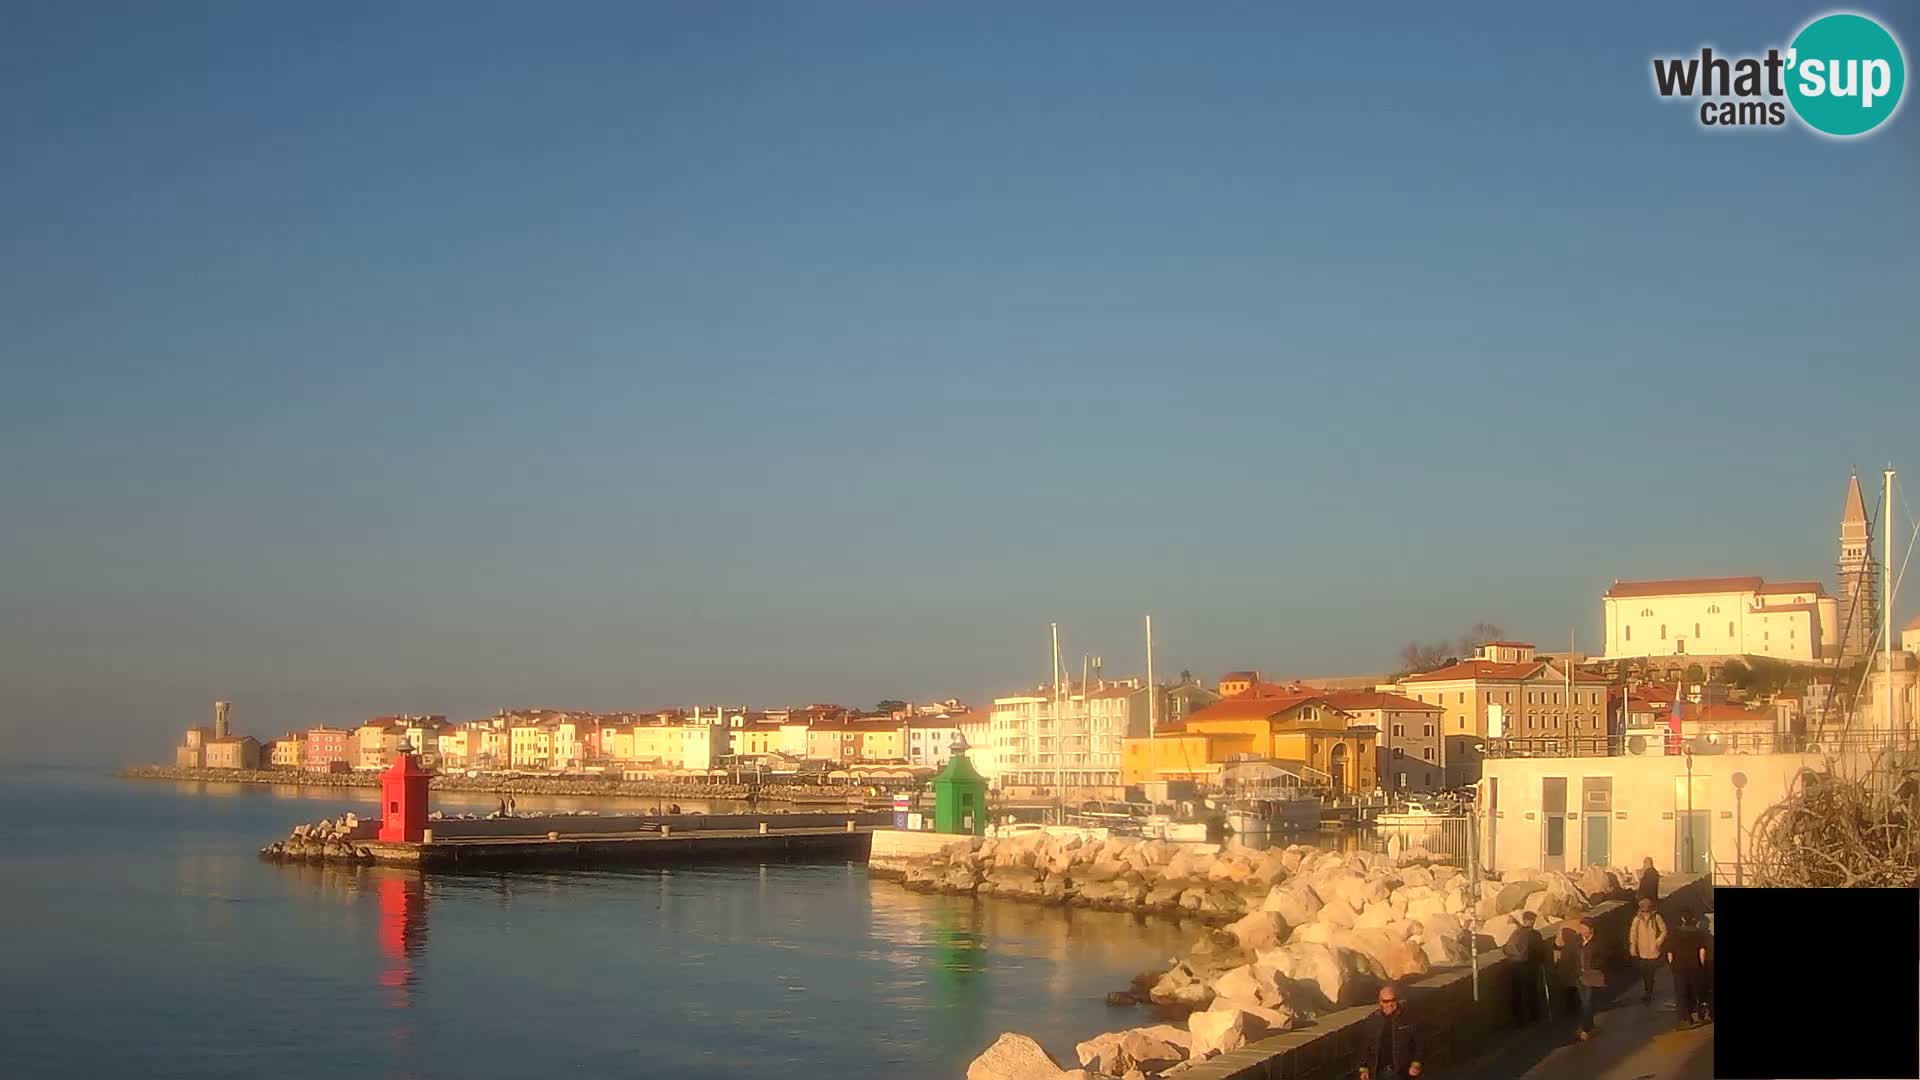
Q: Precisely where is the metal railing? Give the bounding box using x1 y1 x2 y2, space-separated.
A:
1483 729 1916 759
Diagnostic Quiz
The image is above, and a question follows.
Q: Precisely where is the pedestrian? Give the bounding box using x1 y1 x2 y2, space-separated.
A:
1503 911 1548 1025
507 795 516 816
1628 897 1669 1005
1636 857 1660 902
1573 921 1604 1040
1551 924 1583 1024
1666 909 1709 1028
1356 982 1424 1080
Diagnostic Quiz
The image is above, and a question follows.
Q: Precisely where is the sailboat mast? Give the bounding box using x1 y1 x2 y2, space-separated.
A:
1886 466 1897 743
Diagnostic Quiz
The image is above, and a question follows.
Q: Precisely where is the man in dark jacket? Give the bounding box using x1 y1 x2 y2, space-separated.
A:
1636 857 1661 902
1503 911 1549 1024
1357 983 1424 1080
1667 909 1710 1028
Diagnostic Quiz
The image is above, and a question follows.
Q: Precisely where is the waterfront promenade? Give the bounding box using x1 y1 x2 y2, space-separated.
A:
1432 969 1713 1080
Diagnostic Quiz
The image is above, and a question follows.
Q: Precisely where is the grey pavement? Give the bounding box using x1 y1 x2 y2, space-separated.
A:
1431 969 1714 1080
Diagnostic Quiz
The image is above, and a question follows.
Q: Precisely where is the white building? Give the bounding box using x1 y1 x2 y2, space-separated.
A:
905 716 963 768
1602 576 1839 663
989 679 1145 801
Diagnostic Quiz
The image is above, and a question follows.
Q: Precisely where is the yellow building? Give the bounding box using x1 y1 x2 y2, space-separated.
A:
269 735 305 769
730 722 785 757
851 720 904 762
508 724 553 769
1396 641 1610 786
1122 694 1377 794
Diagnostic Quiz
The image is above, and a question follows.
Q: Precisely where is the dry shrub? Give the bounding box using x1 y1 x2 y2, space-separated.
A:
1749 751 1920 888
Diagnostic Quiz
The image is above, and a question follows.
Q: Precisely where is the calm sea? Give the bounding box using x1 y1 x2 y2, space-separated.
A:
0 764 1195 1079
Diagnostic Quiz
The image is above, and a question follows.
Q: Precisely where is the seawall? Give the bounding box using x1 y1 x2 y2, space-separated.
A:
1177 873 1712 1080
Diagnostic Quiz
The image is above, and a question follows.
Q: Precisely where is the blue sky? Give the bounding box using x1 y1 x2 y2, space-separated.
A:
3 2 1915 760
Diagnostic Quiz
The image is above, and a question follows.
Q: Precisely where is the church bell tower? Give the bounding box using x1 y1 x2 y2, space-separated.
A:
1837 473 1878 665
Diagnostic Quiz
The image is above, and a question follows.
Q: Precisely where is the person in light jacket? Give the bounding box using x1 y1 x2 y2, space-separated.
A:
1628 898 1669 1005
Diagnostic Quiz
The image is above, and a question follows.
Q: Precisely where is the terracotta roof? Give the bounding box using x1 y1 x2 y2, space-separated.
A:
1401 660 1608 685
1756 581 1827 596
1480 641 1535 649
1219 670 1260 682
1183 693 1338 725
1318 691 1442 713
1606 576 1764 598
1750 602 1819 616
904 716 961 729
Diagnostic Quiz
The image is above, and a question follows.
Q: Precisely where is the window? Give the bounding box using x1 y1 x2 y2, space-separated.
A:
1393 748 1404 759
1707 604 1720 614
1640 608 1654 617
1392 724 1404 737
1694 623 1701 638
1661 624 1667 640
1457 692 1465 704
1625 625 1632 642
1728 621 1735 637
1424 724 1435 737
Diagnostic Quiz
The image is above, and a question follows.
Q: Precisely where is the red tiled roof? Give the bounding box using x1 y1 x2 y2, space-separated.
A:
1606 576 1764 598
1318 691 1443 713
1402 660 1609 685
1757 581 1827 596
1480 641 1535 649
1751 602 1820 616
1183 693 1338 725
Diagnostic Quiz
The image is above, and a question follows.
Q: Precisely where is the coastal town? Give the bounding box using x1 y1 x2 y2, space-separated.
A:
152 476 1917 877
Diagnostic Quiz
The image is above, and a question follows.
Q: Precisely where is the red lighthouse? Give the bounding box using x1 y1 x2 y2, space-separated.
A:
377 751 433 843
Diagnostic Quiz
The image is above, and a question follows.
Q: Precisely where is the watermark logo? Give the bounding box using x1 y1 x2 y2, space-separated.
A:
1652 11 1906 137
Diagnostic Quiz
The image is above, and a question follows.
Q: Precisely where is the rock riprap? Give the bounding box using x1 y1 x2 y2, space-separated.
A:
959 840 1634 1078
258 814 376 864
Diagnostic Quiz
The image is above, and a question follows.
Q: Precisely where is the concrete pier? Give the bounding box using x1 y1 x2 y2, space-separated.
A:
365 824 878 869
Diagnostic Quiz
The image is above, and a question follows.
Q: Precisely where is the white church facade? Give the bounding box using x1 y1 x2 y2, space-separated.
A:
1601 476 1878 666
1602 576 1838 662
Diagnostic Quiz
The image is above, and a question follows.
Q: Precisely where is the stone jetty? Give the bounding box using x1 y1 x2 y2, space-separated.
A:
258 813 377 864
878 833 1636 1080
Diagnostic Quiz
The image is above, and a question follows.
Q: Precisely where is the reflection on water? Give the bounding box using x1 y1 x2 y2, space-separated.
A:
7 767 1209 1079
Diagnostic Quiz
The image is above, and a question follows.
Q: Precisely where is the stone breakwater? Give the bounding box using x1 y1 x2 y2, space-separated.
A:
119 764 859 803
259 813 377 864
874 833 1636 1080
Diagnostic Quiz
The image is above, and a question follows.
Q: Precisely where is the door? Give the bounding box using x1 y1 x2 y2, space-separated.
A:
1584 813 1611 868
1675 812 1710 875
1541 777 1568 872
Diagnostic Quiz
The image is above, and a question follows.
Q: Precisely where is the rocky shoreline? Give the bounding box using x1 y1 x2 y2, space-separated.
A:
258 813 377 864
120 764 860 803
875 832 1633 1080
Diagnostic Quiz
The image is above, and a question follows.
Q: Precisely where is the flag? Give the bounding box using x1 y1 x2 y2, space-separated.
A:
1666 689 1685 756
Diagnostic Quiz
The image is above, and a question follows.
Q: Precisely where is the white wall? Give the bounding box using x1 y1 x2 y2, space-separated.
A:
1481 749 1857 880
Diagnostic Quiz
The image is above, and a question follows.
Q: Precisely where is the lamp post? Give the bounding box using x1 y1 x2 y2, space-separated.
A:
1683 745 1696 875
1731 771 1747 886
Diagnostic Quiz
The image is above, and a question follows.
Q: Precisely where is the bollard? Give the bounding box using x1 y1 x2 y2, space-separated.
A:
759 822 768 835
421 828 434 844
547 831 559 842
661 824 671 837
846 820 855 833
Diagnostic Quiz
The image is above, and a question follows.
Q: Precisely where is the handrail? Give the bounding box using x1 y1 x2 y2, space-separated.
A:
1483 729 1914 758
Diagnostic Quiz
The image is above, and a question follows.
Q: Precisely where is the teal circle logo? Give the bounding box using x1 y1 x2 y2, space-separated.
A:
1786 13 1906 136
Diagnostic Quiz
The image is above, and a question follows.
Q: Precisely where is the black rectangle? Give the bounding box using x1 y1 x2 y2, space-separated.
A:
1713 887 1919 1080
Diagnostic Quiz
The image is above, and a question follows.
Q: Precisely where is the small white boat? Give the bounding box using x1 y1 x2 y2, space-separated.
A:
1141 815 1211 842
1374 801 1463 830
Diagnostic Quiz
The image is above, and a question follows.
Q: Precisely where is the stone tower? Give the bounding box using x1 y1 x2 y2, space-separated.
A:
1837 474 1878 664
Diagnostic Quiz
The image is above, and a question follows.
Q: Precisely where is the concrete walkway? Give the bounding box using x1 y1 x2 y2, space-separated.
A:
1432 971 1714 1080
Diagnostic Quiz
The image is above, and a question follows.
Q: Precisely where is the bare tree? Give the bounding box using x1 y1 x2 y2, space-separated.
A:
1398 640 1452 675
1456 621 1507 659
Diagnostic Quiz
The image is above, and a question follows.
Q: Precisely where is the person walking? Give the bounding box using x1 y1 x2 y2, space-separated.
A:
1568 921 1603 1040
1628 898 1669 1005
1356 983 1424 1080
1666 909 1709 1028
1636 857 1661 902
1503 911 1549 1025
1551 923 1583 1025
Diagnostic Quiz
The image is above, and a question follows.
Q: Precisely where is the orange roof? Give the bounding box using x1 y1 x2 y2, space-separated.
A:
1319 691 1442 713
1757 581 1827 596
1219 670 1260 682
1182 693 1335 725
1402 660 1609 685
1480 641 1535 649
1606 576 1764 598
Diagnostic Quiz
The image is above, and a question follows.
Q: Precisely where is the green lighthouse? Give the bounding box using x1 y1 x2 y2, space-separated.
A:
930 733 988 836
